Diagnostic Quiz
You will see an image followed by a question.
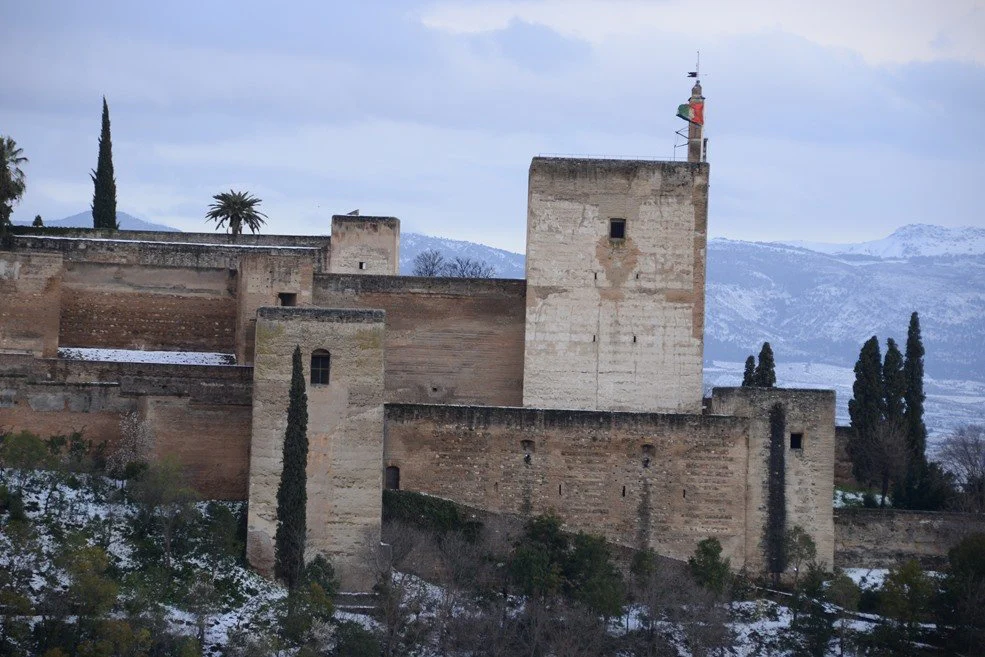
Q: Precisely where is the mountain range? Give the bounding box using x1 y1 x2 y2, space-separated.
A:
16 211 179 232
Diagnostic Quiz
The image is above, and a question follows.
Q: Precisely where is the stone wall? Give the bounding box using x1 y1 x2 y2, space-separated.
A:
384 403 752 567
329 216 400 275
247 308 385 592
313 274 525 406
834 509 985 569
523 158 709 414
0 252 62 358
59 261 237 352
235 254 315 364
12 234 324 271
834 425 856 487
707 387 836 573
0 354 253 499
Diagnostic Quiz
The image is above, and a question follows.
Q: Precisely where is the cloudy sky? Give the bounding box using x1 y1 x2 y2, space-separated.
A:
3 0 983 252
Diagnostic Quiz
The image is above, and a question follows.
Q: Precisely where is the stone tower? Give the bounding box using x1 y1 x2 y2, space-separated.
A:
687 81 705 163
522 156 710 413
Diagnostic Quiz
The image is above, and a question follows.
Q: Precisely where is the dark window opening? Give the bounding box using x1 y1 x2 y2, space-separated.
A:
683 489 687 499
642 443 655 468
358 261 367 270
310 350 331 385
592 334 597 342
593 272 598 280
621 485 626 498
633 335 637 343
558 484 563 496
790 432 804 450
278 292 297 307
385 466 400 490
609 218 626 240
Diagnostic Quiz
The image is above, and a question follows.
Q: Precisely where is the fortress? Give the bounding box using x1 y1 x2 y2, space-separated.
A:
0 86 837 590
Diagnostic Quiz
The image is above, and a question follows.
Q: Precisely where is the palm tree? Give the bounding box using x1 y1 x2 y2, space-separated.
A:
205 190 267 239
1 136 28 227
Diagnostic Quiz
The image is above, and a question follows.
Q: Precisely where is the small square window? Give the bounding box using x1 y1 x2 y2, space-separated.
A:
358 261 367 270
790 432 804 450
609 219 626 240
278 292 297 307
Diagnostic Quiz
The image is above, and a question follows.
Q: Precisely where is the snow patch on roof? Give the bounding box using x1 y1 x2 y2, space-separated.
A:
58 347 236 366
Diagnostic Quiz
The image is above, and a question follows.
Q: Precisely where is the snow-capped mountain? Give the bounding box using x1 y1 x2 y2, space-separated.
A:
399 232 525 278
780 224 985 258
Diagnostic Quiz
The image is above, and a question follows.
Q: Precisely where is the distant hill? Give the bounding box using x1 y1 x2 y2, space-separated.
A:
399 232 525 278
779 224 985 258
19 211 181 232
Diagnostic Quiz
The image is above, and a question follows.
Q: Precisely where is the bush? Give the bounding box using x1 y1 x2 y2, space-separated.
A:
332 621 380 657
382 489 482 541
688 537 732 595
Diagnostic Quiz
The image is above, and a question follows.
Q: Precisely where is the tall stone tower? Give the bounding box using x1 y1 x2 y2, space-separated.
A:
522 156 709 413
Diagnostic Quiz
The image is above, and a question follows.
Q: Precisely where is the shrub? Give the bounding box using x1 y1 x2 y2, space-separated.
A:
688 537 732 595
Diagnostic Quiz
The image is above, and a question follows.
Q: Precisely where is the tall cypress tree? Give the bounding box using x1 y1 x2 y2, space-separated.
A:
754 342 776 388
90 96 118 231
848 336 882 486
741 355 756 387
903 312 927 461
883 338 906 429
275 345 309 589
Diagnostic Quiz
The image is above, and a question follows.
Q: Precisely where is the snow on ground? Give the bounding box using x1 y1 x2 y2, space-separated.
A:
59 347 236 366
834 490 865 508
843 568 889 591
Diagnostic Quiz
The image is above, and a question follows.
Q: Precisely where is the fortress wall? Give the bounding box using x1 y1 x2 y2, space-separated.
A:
523 158 709 414
834 425 856 487
248 308 385 592
12 225 330 248
313 274 526 406
384 404 750 566
235 254 315 364
12 234 323 271
59 261 238 352
708 387 836 573
0 354 253 498
834 509 985 569
0 252 62 358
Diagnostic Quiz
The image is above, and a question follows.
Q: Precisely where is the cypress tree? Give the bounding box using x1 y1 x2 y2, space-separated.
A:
275 345 308 589
883 338 906 429
742 355 756 387
90 96 118 231
902 312 927 461
754 342 776 388
848 336 882 486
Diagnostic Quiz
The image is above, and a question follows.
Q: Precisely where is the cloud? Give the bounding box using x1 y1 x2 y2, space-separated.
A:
421 0 985 66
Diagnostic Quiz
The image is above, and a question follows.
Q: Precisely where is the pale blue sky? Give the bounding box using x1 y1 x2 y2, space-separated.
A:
3 0 983 252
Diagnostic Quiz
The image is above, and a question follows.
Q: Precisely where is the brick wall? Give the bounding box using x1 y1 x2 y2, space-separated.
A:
313 274 526 406
835 508 985 569
383 403 751 567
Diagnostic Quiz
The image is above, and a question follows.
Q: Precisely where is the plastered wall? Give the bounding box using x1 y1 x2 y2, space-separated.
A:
313 274 525 406
0 252 62 358
708 387 836 573
329 216 400 275
247 308 385 592
523 158 709 413
384 404 751 566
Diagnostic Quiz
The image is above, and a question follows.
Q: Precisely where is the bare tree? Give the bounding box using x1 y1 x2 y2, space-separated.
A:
856 416 910 506
939 424 985 512
444 256 496 278
412 249 446 276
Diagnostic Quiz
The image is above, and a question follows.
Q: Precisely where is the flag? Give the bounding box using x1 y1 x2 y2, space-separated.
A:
676 100 704 126
687 71 698 77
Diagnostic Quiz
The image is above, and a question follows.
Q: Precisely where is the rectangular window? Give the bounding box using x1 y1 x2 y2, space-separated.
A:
609 218 626 240
358 261 367 270
310 352 331 385
790 432 804 450
278 292 297 307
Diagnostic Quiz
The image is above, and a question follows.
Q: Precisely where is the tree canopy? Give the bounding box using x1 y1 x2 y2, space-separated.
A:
205 190 267 238
90 97 118 231
1 135 28 228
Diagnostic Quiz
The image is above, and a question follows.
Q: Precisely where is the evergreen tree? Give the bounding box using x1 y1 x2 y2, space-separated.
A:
883 338 906 429
32 214 43 227
90 97 118 231
275 345 309 589
903 312 927 462
741 355 756 387
848 336 882 486
754 342 776 388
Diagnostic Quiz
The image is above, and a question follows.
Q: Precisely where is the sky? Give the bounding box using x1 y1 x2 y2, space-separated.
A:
2 0 984 253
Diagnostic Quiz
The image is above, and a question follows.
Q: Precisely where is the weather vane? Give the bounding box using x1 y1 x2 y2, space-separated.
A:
688 51 700 81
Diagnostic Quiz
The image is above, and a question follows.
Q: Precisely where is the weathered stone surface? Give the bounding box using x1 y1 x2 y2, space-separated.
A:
329 216 400 275
314 274 525 406
247 307 385 592
708 387 836 573
0 252 62 358
235 254 315 364
523 158 708 413
835 509 985 569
